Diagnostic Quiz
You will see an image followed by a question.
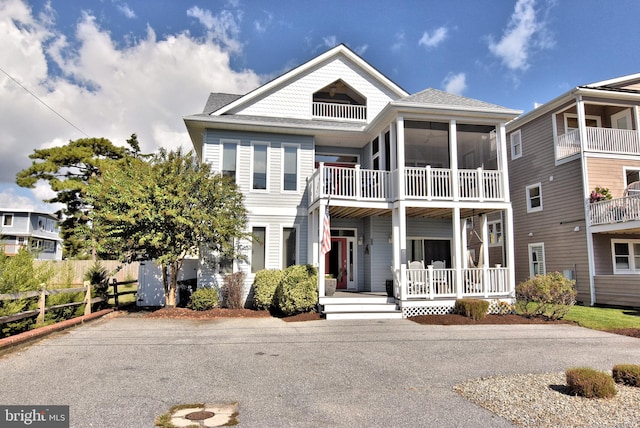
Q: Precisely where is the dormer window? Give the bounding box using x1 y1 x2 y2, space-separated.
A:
312 79 366 121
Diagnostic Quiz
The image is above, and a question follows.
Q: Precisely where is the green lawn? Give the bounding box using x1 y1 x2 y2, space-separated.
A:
108 283 138 306
564 305 640 330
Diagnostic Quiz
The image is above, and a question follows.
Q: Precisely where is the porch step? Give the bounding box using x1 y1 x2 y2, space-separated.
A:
322 301 403 320
325 311 403 320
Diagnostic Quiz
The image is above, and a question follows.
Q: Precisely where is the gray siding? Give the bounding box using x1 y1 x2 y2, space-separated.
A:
367 216 392 292
508 114 591 303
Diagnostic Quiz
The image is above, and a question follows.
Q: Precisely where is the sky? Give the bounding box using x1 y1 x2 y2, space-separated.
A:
1 0 640 213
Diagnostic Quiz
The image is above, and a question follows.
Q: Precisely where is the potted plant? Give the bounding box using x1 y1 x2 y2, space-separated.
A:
589 186 612 203
324 274 337 296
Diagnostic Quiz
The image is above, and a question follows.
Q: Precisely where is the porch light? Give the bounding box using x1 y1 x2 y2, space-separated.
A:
358 236 364 245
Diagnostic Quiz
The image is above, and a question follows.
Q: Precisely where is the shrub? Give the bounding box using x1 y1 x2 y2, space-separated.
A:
493 300 515 315
515 272 576 320
253 269 283 310
612 364 640 387
188 287 219 311
454 299 489 320
84 261 109 309
274 264 318 316
566 367 616 399
222 272 245 309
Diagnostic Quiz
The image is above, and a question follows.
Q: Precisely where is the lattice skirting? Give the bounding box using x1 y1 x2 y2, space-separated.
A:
402 298 515 318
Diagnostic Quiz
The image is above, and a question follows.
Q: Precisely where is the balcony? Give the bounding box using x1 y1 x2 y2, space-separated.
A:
557 128 640 160
589 196 640 227
312 102 366 121
308 164 505 205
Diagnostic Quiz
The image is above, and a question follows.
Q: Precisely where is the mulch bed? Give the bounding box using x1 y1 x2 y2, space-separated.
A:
143 307 323 322
409 314 571 326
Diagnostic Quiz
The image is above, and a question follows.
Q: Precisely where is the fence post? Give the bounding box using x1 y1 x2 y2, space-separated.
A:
112 278 119 309
37 284 46 324
84 280 92 316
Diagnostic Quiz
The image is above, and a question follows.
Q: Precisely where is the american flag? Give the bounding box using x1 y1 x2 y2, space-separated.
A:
321 206 331 255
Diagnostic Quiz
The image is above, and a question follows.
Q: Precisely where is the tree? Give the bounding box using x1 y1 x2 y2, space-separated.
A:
86 148 247 307
16 135 142 258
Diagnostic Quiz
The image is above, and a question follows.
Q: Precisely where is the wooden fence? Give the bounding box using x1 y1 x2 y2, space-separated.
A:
0 279 138 326
33 260 140 285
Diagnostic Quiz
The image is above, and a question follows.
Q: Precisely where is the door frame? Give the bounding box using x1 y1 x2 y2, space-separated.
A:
324 228 358 290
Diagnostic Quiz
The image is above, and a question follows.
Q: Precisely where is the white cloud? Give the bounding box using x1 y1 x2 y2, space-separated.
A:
391 31 405 52
117 3 136 19
488 0 554 72
0 1 262 209
186 6 243 53
443 72 467 95
254 11 272 33
355 44 368 56
418 26 448 49
322 36 338 49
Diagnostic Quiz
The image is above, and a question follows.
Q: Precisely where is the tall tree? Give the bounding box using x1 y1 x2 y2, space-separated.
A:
86 148 247 307
16 135 142 258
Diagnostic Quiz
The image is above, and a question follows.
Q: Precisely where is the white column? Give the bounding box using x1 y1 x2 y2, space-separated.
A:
393 203 407 299
318 205 326 297
461 218 468 269
498 123 510 202
453 207 463 298
308 209 316 266
634 106 640 152
396 116 405 200
481 214 489 297
450 120 459 201
390 123 397 199
504 206 516 297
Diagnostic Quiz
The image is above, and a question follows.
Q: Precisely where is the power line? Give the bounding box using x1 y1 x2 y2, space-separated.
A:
0 66 89 137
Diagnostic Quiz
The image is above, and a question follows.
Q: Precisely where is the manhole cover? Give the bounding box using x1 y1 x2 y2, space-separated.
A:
185 410 215 420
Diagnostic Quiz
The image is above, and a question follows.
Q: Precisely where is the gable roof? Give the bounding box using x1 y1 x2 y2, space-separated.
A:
210 44 409 116
398 88 513 110
202 93 243 114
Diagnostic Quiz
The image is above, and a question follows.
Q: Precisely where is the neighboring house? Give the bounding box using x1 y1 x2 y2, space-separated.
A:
506 73 640 307
0 209 63 260
184 44 521 319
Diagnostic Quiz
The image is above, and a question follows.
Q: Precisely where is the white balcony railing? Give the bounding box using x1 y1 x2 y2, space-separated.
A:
556 128 640 160
312 102 367 121
308 165 391 203
403 266 509 300
589 196 640 226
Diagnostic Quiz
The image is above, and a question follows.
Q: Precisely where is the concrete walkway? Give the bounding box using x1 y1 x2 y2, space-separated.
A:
0 316 638 427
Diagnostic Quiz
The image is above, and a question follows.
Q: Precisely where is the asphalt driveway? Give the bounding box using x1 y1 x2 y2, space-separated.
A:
0 315 638 427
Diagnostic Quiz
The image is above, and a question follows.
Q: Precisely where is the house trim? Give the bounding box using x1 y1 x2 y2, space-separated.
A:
525 182 543 213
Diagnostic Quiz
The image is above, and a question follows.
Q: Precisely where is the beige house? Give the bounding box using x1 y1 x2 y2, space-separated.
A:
506 73 640 307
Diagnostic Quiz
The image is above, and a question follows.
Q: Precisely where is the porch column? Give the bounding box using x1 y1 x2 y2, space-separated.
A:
396 116 406 200
461 218 468 268
481 214 489 298
453 207 463 298
450 120 459 201
392 203 407 299
634 106 640 152
504 206 516 296
390 122 397 198
318 205 326 297
308 209 316 267
498 123 510 202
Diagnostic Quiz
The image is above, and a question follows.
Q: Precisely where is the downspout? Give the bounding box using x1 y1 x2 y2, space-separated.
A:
576 96 596 306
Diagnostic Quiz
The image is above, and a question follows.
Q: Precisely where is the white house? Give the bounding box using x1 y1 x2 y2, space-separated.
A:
184 44 521 319
0 209 63 260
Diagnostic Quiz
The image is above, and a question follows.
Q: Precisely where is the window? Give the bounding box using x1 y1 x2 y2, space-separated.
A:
625 168 640 188
564 113 601 132
251 227 266 273
371 136 380 170
42 241 55 253
222 141 238 180
612 240 640 273
282 227 297 268
528 243 546 277
31 238 43 251
283 146 298 191
384 131 391 171
510 130 522 159
488 221 503 247
526 183 543 212
2 214 13 227
252 143 268 190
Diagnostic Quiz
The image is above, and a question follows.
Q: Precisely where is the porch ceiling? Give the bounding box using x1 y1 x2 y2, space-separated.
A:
328 206 497 219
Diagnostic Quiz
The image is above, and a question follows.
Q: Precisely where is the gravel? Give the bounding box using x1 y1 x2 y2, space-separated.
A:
455 372 640 427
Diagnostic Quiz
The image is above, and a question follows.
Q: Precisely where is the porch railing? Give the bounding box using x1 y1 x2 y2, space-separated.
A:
405 166 504 201
308 165 391 203
589 196 640 226
556 128 640 160
403 266 509 300
312 102 367 121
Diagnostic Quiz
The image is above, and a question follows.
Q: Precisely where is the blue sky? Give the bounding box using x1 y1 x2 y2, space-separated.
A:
1 0 640 212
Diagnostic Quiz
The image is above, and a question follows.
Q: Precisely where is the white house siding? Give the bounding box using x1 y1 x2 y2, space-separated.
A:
231 56 399 121
508 115 591 303
201 129 313 304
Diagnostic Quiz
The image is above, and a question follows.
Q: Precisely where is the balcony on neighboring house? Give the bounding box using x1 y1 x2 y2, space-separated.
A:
589 195 640 227
557 127 640 160
308 164 505 205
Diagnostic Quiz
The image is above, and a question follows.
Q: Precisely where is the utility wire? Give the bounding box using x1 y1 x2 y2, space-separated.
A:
0 66 89 137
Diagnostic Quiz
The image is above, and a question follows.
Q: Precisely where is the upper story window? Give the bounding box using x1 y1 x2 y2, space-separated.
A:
510 130 522 160
2 214 13 227
222 141 238 181
312 79 366 121
252 143 268 191
283 145 298 192
526 183 543 213
372 137 380 170
563 113 601 132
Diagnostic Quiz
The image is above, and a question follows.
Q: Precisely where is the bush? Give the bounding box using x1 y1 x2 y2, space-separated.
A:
566 367 617 399
222 272 245 309
84 261 109 309
612 364 640 387
188 287 219 311
274 265 318 316
454 299 489 320
253 269 283 310
515 272 576 320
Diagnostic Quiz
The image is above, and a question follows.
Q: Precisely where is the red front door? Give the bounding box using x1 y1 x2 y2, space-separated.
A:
325 237 347 289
